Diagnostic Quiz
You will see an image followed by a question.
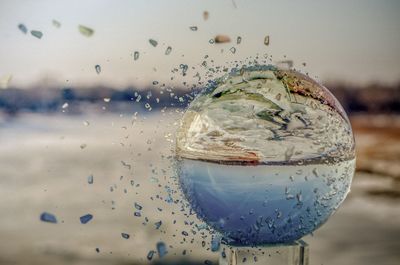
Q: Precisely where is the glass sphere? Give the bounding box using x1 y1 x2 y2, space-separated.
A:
176 65 355 245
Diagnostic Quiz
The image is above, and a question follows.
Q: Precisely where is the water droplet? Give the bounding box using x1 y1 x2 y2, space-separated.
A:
214 35 231 43
181 230 189 236
156 242 168 258
203 11 209 20
95 64 101 74
121 233 130 239
229 47 236 54
237 36 242 44
103 97 110 102
145 103 152 111
18 24 27 34
196 223 207 230
80 143 87 149
52 19 61 28
296 192 303 203
211 235 221 252
78 25 94 37
121 160 131 170
149 39 158 47
190 26 198 31
155 221 162 229
80 214 93 224
31 30 43 39
165 46 172 55
149 177 159 183
180 64 188 76
40 212 57 223
264 35 270 46
276 211 282 218
134 211 141 217
134 51 139 60
286 194 295 200
87 174 93 184
147 250 155 260
134 202 143 210
62 102 69 109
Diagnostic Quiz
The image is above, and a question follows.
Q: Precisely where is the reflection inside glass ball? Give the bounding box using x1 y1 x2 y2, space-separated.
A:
176 65 355 246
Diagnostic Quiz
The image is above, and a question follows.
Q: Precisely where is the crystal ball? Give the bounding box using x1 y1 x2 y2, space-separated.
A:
176 65 355 245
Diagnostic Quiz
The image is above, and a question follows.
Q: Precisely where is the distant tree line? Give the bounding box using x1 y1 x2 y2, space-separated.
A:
0 86 193 115
327 82 400 114
0 82 399 115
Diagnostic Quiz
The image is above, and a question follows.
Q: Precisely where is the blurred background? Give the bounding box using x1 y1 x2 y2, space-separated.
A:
0 0 399 265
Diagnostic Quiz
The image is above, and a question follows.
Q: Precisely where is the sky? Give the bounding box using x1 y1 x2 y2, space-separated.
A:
0 0 399 89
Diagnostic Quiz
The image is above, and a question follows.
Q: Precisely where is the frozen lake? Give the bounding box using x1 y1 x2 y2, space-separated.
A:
0 112 399 265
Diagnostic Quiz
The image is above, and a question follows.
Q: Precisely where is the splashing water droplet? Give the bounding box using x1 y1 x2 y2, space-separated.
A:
214 35 231 43
211 235 221 252
155 221 162 229
52 19 61 28
149 39 158 47
264 35 270 46
31 30 43 39
80 214 93 224
134 202 143 210
18 24 27 34
134 51 139 60
95 64 101 74
78 25 94 37
87 174 94 184
121 233 130 239
147 250 155 260
40 212 57 223
156 242 168 258
165 46 172 55
203 11 209 20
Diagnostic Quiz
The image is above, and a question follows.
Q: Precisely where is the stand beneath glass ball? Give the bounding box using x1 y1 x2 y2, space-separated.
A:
219 240 309 265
